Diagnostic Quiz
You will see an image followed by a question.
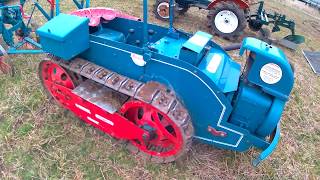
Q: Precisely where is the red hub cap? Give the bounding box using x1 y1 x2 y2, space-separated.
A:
39 61 75 106
121 101 183 157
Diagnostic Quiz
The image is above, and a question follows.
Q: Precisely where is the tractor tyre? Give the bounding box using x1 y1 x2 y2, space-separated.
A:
177 5 189 15
248 19 263 32
154 0 171 21
209 1 247 40
154 0 187 21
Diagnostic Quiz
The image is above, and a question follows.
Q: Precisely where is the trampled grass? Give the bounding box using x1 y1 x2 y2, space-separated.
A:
0 0 319 179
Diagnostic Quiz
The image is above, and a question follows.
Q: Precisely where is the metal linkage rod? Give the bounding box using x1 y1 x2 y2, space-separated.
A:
143 0 148 46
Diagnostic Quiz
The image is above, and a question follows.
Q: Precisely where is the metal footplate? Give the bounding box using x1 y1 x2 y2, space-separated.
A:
72 80 128 114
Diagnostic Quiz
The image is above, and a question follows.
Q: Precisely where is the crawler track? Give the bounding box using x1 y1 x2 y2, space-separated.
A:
39 57 194 163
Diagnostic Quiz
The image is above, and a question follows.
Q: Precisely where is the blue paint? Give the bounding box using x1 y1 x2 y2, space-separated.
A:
240 38 294 99
37 14 89 60
253 124 281 166
198 49 241 93
179 31 212 65
37 1 294 165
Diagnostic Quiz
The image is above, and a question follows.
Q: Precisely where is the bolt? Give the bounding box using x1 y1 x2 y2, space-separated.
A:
126 82 135 91
173 110 183 120
112 76 120 85
159 94 168 106
97 71 107 79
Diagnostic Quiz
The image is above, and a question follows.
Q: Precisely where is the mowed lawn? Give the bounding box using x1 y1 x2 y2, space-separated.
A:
0 0 319 179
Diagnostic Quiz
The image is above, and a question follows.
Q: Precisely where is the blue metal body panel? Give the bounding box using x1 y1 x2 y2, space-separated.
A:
151 36 187 58
230 83 272 133
237 37 294 137
179 31 211 65
93 28 126 42
240 38 294 100
37 14 89 60
38 12 294 164
198 49 241 93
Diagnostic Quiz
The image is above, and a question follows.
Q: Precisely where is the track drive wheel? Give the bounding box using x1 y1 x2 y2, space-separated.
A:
38 60 76 106
121 100 193 163
209 1 247 40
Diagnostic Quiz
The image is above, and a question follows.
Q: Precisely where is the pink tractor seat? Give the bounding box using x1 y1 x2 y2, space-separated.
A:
70 7 140 27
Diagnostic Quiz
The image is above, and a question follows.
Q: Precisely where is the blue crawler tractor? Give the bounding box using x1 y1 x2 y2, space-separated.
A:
36 0 294 166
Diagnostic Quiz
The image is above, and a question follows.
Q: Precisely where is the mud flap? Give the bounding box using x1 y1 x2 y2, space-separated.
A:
252 123 280 167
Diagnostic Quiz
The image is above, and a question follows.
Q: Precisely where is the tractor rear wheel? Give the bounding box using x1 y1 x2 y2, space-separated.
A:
248 19 263 32
153 0 189 21
177 5 189 15
209 1 247 40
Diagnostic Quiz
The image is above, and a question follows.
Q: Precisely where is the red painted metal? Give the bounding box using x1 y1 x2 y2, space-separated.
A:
40 61 147 141
207 0 250 10
208 126 227 137
70 8 140 27
47 0 55 9
0 46 11 75
120 101 184 157
19 5 31 19
0 56 10 74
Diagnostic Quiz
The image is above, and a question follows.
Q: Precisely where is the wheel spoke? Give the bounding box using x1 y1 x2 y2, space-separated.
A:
151 112 178 144
142 106 153 122
122 100 189 159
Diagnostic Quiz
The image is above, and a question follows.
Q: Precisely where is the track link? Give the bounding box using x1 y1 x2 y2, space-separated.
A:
47 57 194 163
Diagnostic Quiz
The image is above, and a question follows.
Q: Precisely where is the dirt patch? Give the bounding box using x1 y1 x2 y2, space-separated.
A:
303 19 320 33
282 0 320 19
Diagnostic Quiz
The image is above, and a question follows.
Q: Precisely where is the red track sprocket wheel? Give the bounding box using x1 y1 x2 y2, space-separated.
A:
39 60 75 107
121 100 193 163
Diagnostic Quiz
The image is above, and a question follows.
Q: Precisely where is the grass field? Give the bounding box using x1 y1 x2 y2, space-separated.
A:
0 0 320 179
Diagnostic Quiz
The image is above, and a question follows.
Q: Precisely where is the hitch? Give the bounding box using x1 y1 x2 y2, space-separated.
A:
253 124 281 167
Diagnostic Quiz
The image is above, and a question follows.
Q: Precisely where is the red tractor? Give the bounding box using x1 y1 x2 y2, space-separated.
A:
154 0 252 39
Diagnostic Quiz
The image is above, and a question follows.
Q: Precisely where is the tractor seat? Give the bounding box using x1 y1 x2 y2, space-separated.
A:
93 28 126 42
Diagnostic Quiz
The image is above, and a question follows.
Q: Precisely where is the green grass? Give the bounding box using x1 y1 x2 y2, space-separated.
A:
1 0 320 179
